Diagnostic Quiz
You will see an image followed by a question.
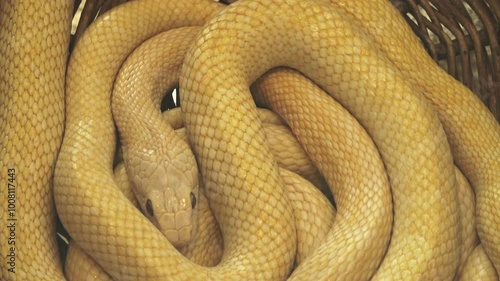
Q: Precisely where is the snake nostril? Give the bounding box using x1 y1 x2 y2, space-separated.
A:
190 192 196 209
145 199 154 217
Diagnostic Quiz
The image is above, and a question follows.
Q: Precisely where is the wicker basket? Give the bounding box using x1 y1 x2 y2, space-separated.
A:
391 0 499 121
72 0 500 121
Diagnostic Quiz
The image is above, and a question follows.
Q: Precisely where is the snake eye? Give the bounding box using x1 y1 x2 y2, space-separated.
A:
190 192 196 209
145 199 154 217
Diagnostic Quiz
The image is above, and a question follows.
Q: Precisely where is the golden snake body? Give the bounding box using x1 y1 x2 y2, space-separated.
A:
181 0 462 279
0 0 499 280
111 26 335 269
329 1 500 270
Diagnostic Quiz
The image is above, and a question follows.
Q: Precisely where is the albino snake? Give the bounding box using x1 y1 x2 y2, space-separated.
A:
0 0 499 280
111 25 335 264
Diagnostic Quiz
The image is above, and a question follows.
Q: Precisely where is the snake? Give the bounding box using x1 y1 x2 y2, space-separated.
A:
112 26 204 249
0 0 72 279
325 1 500 273
181 0 497 279
64 25 336 279
110 25 335 263
109 20 391 280
181 0 461 279
1 0 499 280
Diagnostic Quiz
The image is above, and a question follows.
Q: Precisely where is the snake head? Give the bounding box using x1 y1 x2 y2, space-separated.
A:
130 153 199 248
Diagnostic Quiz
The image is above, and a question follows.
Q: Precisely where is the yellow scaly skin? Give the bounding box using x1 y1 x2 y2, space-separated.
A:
329 1 500 274
1 0 498 279
0 1 72 280
181 0 459 279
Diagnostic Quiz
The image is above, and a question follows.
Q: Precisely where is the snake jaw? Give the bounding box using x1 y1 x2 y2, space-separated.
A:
158 203 194 248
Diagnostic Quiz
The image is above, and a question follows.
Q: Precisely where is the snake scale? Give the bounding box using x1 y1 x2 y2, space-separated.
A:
0 1 72 279
0 0 499 280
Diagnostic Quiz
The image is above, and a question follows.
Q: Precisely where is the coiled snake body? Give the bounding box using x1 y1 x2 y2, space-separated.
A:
0 0 499 280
